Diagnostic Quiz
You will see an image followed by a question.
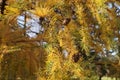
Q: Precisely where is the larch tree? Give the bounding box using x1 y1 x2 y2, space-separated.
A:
0 0 120 80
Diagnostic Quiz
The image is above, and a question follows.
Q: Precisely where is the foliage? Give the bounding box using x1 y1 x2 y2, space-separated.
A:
0 0 120 80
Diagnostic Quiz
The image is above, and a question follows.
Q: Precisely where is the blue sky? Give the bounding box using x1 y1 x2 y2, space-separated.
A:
17 12 43 38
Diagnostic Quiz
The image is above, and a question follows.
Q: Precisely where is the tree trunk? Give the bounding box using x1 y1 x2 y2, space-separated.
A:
99 76 102 80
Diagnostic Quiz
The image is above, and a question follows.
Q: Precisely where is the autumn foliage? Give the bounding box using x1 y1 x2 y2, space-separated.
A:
0 0 120 80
